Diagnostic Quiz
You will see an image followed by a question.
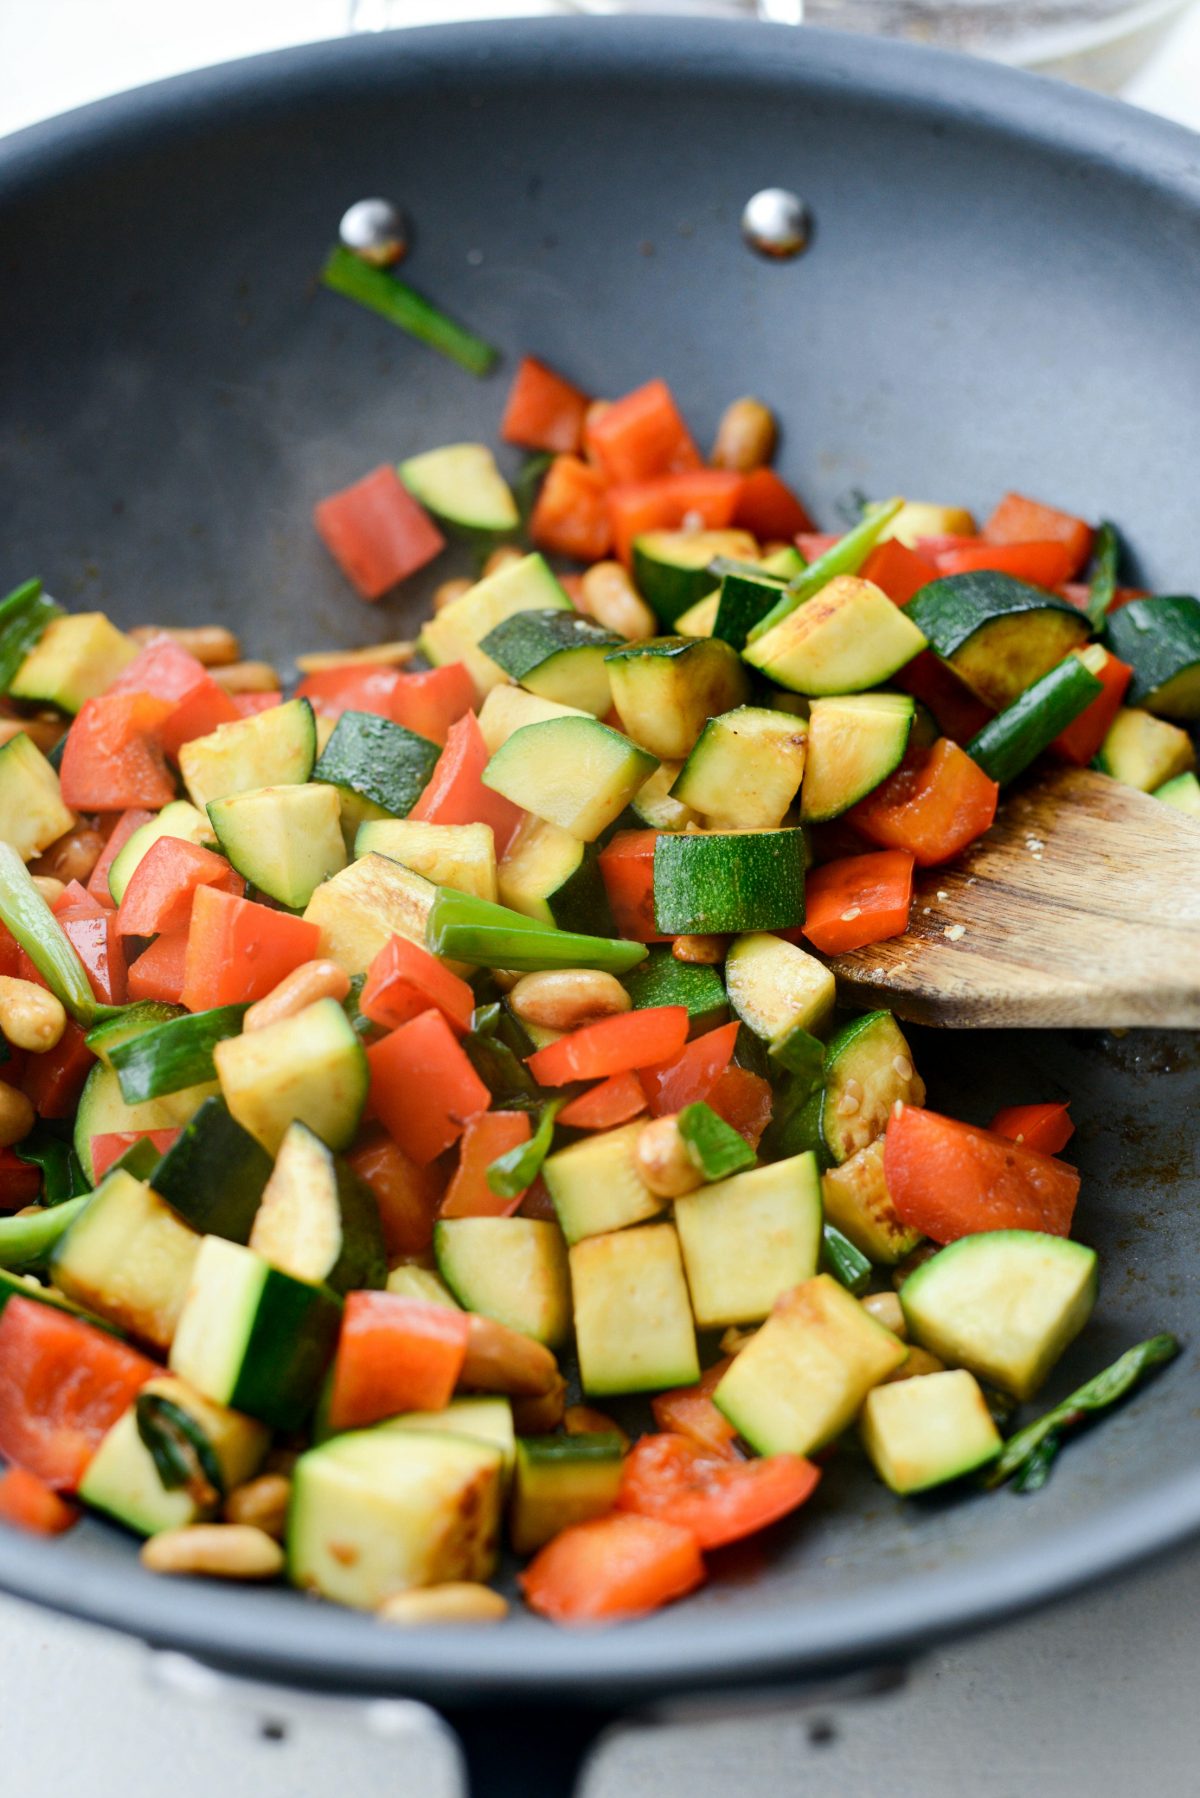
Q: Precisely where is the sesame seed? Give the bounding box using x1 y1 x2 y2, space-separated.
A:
944 923 966 942
840 906 862 922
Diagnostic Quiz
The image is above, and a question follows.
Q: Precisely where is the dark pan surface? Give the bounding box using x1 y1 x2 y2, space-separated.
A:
1 18 1200 1702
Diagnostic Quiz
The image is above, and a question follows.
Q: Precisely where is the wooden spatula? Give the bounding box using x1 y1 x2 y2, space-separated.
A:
829 766 1200 1028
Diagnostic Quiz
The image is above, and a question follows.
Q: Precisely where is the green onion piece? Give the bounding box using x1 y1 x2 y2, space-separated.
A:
1085 521 1120 630
0 1192 89 1272
514 453 555 524
985 1332 1180 1492
0 579 63 691
767 1023 825 1092
135 1393 226 1505
108 1004 247 1105
0 844 113 1028
821 1222 872 1295
746 496 906 643
341 972 375 1042
462 1003 542 1103
486 1098 566 1199
677 1102 756 1182
427 888 647 975
966 646 1105 786
15 1124 89 1208
320 245 498 378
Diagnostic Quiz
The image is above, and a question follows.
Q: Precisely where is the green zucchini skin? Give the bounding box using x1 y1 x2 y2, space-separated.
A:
631 529 759 628
621 946 729 1036
907 572 1086 660
653 829 806 936
478 609 622 715
109 1005 249 1106
0 579 62 690
149 1096 274 1242
966 653 1103 786
907 571 1091 710
313 709 441 819
712 569 788 651
1105 595 1200 719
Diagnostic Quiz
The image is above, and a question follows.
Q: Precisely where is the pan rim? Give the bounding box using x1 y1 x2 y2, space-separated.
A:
1 13 1199 1698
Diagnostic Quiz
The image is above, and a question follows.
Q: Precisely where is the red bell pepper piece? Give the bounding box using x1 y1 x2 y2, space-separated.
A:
983 492 1094 577
796 533 840 560
58 693 176 811
86 809 155 908
409 712 525 851
0 1297 158 1490
0 1147 42 1211
90 1128 182 1184
0 927 20 980
519 1512 705 1625
584 378 701 486
639 1019 740 1117
850 739 999 867
107 633 240 759
389 663 476 747
989 1102 1074 1157
705 1064 773 1149
884 1104 1081 1243
367 1009 490 1165
230 692 282 718
933 540 1077 589
652 1362 741 1462
0 1466 79 1535
802 850 914 955
361 935 476 1035
529 455 613 563
53 882 104 917
440 1111 533 1218
556 1070 648 1131
116 837 241 938
1051 648 1133 766
314 465 446 600
861 539 939 606
617 1433 820 1549
608 470 743 566
294 663 404 721
733 467 814 541
1059 582 1147 616
891 651 994 745
126 930 190 1004
179 886 320 1011
517 1173 558 1222
327 1293 470 1432
19 907 127 1006
597 829 666 943
21 1022 94 1120
347 1129 444 1259
527 1006 689 1086
158 679 241 757
500 356 590 455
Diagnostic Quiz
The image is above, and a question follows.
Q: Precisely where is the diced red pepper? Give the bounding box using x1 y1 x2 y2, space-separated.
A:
347 1129 444 1259
584 379 701 486
328 1293 470 1431
58 694 176 811
361 935 476 1035
556 1070 648 1131
409 712 526 851
598 829 667 943
0 1465 80 1535
52 882 104 918
983 492 1094 577
517 1173 558 1222
126 930 189 1004
802 850 914 955
933 540 1077 589
705 1065 773 1149
989 1102 1074 1157
652 1362 741 1461
891 651 994 745
850 739 999 867
733 467 814 541
862 540 939 606
367 1009 490 1166
21 1022 94 1120
640 1019 740 1117
0 1297 158 1490
314 465 446 600
0 928 20 980
519 1512 705 1625
389 663 476 747
884 1104 1081 1243
527 1006 689 1086
107 634 240 759
608 470 743 566
19 907 127 1006
294 663 404 721
529 456 613 563
89 1128 182 1184
86 809 155 908
230 692 282 718
1059 583 1147 616
159 679 241 758
440 1111 533 1218
500 356 590 455
179 886 320 1012
796 533 840 560
0 1148 42 1211
1051 649 1133 766
116 837 241 938
618 1433 820 1549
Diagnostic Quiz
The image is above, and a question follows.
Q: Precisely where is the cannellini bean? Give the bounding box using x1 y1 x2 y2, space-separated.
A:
222 1473 292 1540
710 397 777 473
564 1405 630 1451
140 1525 284 1580
376 1583 508 1626
508 969 630 1033
31 824 104 887
129 625 241 666
433 578 474 614
635 1115 703 1199
293 640 416 673
671 935 726 966
0 1082 35 1148
861 1291 907 1338
211 660 280 694
482 546 524 578
511 1374 567 1435
882 1346 945 1384
0 978 66 1054
578 562 656 640
460 1314 560 1397
31 877 66 905
244 961 350 1033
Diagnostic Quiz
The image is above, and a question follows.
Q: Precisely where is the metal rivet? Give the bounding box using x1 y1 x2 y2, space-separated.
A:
338 198 408 268
741 186 810 259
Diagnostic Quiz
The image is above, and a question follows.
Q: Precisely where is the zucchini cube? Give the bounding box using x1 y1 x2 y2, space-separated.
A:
356 818 498 904
570 1223 699 1396
744 575 926 697
9 611 138 713
543 1121 666 1244
860 1368 1002 1494
50 1166 200 1351
821 1138 923 1264
674 1152 823 1328
482 715 658 842
434 1217 571 1347
179 697 317 810
0 732 75 862
509 1432 625 1555
213 996 368 1156
302 853 437 976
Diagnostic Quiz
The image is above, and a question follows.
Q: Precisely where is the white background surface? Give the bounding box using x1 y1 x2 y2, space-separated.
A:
2 3 1200 1793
